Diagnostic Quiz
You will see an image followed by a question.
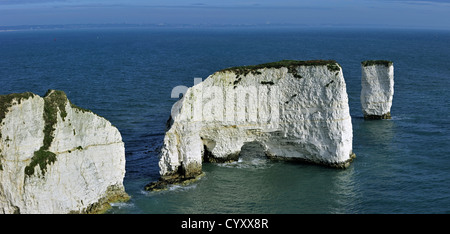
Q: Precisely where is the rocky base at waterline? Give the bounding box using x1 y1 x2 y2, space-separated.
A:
145 173 205 191
147 60 355 190
0 90 129 214
363 112 391 120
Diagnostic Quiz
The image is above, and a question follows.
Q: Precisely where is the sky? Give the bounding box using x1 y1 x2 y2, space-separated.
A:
0 0 450 29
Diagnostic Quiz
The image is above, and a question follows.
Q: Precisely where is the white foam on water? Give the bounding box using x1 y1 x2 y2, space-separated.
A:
168 183 197 191
110 201 135 209
216 157 272 170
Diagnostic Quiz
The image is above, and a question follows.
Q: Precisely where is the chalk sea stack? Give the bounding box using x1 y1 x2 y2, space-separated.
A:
146 60 355 191
360 60 394 119
0 90 129 214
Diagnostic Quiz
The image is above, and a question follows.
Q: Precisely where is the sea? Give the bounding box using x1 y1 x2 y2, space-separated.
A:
0 26 449 214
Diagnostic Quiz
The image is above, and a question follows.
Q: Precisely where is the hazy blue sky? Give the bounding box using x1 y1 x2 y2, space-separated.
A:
1 0 449 29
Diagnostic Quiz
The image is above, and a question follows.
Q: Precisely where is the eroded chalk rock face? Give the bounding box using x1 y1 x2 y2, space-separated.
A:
0 90 129 214
360 60 394 119
146 60 355 190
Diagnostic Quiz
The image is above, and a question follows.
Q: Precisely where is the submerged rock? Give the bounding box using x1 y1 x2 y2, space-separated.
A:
360 60 394 119
147 60 355 190
0 90 129 214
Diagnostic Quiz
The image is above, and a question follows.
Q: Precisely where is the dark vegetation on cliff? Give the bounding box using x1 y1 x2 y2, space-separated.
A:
0 92 36 171
24 90 68 176
1 90 96 175
0 92 35 127
361 60 393 67
220 60 341 79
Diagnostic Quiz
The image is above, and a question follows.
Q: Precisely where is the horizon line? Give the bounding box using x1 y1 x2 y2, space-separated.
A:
1 23 449 32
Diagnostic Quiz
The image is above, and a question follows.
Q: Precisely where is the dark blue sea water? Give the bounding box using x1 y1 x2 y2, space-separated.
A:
1 27 449 214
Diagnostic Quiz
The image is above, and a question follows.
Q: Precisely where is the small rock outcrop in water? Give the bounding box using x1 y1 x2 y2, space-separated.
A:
360 60 394 119
0 90 129 214
146 60 355 191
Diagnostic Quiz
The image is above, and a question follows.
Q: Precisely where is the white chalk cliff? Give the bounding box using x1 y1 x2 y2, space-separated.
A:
360 60 394 119
148 60 355 189
0 90 128 214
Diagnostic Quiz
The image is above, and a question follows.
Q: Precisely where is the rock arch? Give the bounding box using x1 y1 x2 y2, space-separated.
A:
146 60 355 191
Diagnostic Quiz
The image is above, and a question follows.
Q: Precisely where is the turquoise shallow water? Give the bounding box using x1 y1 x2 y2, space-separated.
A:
0 27 449 213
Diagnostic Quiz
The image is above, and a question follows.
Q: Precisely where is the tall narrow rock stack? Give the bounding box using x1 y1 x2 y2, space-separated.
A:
360 60 394 119
0 90 129 214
